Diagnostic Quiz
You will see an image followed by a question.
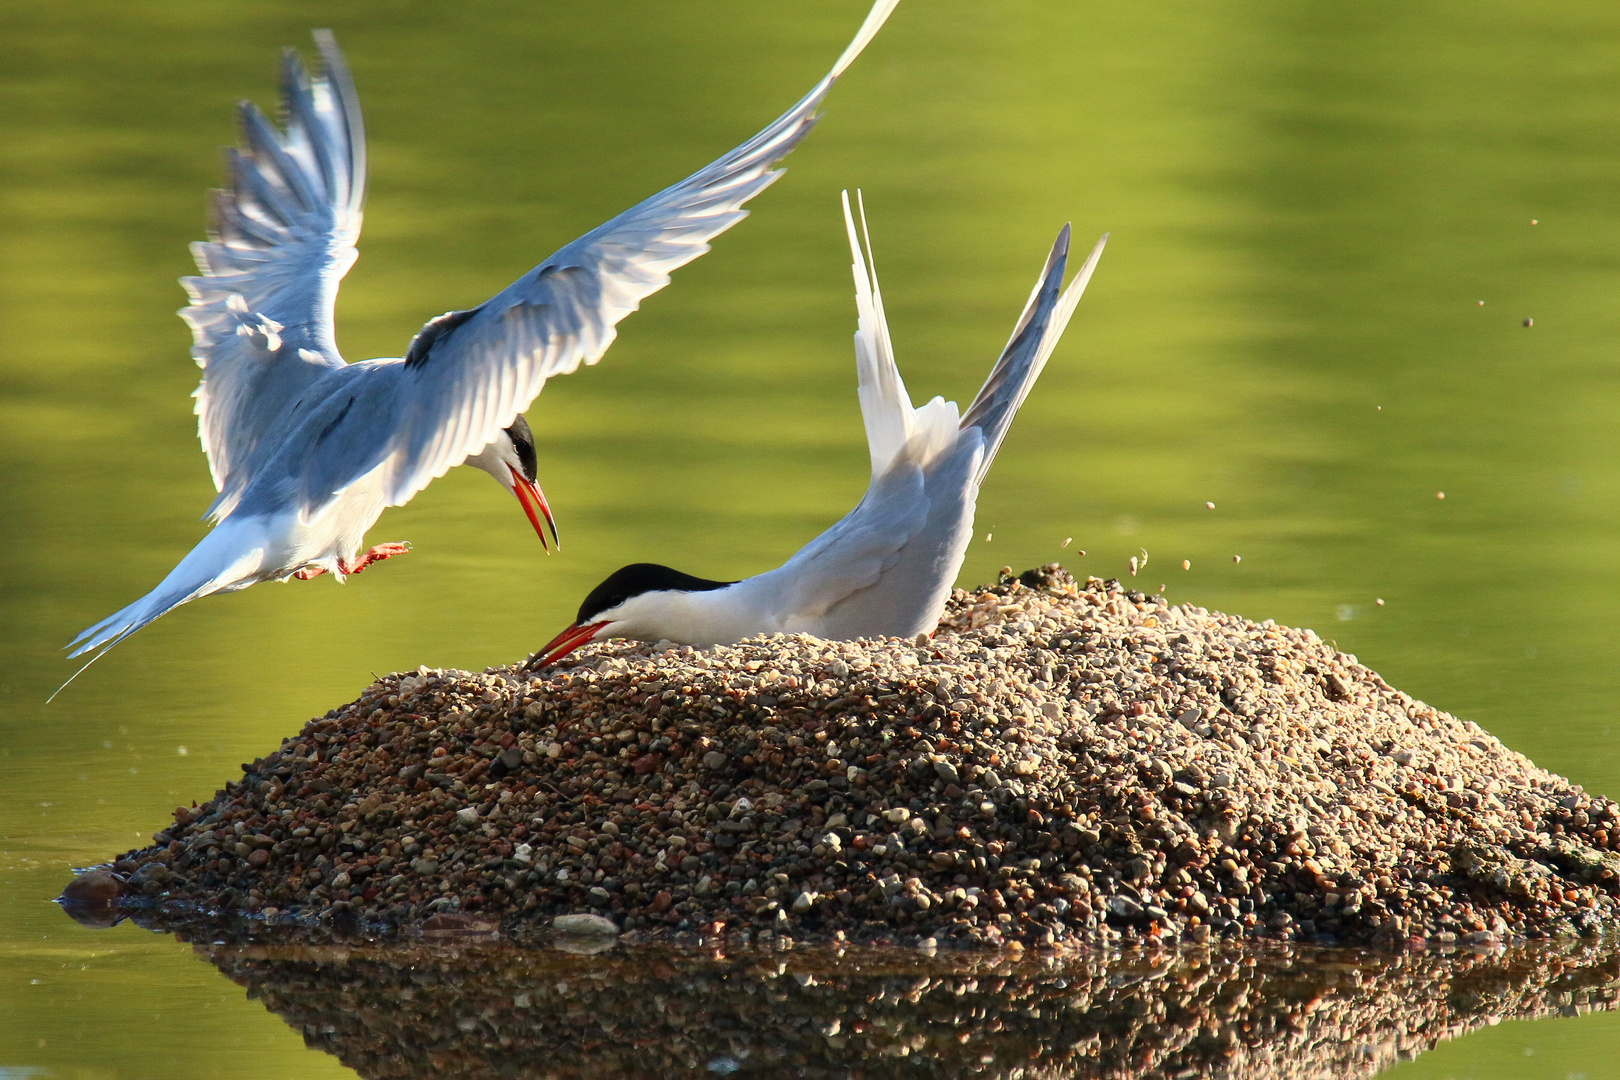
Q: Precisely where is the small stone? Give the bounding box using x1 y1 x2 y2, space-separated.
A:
423 912 499 935
1107 895 1143 919
792 891 818 913
553 913 619 937
702 751 728 771
456 806 480 826
60 869 123 907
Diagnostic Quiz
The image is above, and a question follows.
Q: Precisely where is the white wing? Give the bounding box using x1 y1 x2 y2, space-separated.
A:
778 214 1107 639
842 189 960 478
960 229 1107 485
182 30 364 522
374 0 901 509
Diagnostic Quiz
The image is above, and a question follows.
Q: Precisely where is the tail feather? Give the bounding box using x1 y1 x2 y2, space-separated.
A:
50 601 173 704
52 519 271 701
51 588 193 703
66 582 200 660
841 189 958 479
960 229 1107 485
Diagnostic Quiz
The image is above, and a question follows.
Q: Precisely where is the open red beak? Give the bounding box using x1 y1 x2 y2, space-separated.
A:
534 620 609 668
509 465 559 552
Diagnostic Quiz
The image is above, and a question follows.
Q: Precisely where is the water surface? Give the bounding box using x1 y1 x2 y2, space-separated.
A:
5 0 1620 1075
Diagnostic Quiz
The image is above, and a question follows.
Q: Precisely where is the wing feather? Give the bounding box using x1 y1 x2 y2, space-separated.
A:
376 0 901 509
959 230 1107 485
183 31 365 522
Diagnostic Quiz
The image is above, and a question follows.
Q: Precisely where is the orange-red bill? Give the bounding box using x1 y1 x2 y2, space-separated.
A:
535 620 609 668
509 465 559 551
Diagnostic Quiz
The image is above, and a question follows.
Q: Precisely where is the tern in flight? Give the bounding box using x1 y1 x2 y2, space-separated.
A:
534 193 1107 665
59 2 900 696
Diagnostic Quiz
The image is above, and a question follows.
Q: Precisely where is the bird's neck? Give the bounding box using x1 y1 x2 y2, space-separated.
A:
625 580 780 648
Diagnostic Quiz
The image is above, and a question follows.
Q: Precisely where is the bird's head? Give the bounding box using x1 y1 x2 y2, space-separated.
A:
466 415 558 550
534 563 736 666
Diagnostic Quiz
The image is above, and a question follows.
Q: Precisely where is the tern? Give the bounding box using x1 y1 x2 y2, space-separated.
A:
534 193 1106 665
58 2 900 696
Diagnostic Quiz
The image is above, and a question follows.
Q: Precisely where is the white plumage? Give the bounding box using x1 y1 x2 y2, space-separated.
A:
536 193 1107 664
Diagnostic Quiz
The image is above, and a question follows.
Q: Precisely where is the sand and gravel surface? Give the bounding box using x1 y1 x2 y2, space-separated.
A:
139 924 1620 1080
71 566 1620 949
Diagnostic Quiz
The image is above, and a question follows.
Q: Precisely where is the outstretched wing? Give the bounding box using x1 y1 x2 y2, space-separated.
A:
371 0 901 510
182 30 365 522
842 189 961 478
959 227 1107 485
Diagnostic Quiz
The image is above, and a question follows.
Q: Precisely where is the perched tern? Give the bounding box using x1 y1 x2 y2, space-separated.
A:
535 194 1107 665
58 2 900 696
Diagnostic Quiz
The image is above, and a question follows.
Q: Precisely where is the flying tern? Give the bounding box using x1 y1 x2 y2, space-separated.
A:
58 2 901 696
534 193 1106 665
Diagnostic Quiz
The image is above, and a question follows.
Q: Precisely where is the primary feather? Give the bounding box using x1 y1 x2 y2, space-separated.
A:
185 30 362 523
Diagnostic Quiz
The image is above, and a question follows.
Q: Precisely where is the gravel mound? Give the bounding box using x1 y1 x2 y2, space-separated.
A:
184 932 1618 1080
78 566 1620 949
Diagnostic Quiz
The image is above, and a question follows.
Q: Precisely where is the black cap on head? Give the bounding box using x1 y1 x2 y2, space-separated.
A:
577 563 734 623
505 415 538 483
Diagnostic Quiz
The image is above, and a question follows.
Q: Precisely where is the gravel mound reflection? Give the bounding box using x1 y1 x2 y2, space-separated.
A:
167 923 1617 1079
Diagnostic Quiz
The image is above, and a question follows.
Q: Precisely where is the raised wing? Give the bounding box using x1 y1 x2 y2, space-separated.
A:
183 30 365 522
959 227 1107 485
781 215 1108 639
372 0 901 510
842 189 960 478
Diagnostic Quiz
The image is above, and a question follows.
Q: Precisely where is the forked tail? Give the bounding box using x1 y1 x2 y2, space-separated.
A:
959 228 1108 485
51 518 269 701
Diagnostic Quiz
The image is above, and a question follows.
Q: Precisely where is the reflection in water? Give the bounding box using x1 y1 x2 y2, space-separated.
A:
133 913 1618 1079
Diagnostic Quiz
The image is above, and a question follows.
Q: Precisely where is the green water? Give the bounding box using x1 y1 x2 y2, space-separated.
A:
3 0 1620 1075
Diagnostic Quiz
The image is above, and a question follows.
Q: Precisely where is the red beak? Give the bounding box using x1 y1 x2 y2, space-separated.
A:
534 620 609 668
509 465 559 551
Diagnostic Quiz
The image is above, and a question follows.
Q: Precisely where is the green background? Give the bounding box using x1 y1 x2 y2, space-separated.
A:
2 0 1618 1074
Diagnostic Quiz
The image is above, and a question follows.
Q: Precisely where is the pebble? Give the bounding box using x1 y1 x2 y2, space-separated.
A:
553 913 619 937
77 566 1620 950
60 868 123 907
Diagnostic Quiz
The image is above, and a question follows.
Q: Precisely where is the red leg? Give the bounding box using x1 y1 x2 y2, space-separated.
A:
338 542 411 575
293 566 328 580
